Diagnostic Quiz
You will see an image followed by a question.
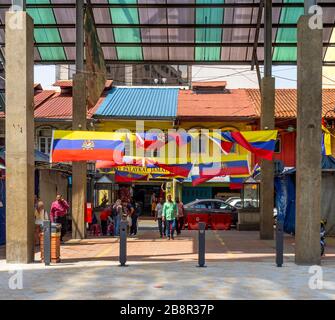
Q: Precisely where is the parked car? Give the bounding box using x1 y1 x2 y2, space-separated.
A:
227 198 243 209
228 198 278 225
225 196 241 204
184 199 238 227
227 198 260 209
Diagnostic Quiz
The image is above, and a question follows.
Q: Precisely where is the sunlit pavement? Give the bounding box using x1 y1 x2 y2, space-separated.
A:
0 219 335 299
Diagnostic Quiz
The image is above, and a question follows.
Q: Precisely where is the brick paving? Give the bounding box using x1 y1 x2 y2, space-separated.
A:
1 219 335 264
0 219 335 299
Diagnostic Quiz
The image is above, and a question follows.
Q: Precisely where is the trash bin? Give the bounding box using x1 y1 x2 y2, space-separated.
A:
40 223 61 263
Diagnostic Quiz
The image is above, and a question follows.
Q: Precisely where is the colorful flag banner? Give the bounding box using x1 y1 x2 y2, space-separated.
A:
191 155 250 186
252 163 261 178
111 165 170 176
322 118 332 156
229 175 249 190
209 130 278 160
135 132 166 150
149 173 176 179
115 171 148 183
167 132 190 146
199 158 250 178
51 130 125 163
84 4 107 109
191 174 211 187
155 163 193 178
96 155 147 168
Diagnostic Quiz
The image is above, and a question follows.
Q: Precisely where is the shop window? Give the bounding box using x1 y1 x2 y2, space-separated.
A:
124 138 131 156
145 148 160 158
39 137 52 155
37 127 52 155
191 134 207 154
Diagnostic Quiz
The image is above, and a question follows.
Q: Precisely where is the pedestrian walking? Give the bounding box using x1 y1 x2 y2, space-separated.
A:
50 194 69 243
130 202 141 236
151 192 157 217
176 197 185 235
113 199 122 236
155 197 165 238
34 199 49 245
121 200 132 235
162 194 177 240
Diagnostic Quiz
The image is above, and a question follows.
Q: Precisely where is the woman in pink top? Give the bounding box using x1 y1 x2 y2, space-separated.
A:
50 194 69 242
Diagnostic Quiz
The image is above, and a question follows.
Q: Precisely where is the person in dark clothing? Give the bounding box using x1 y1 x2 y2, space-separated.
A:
100 209 110 236
155 198 165 238
130 202 141 236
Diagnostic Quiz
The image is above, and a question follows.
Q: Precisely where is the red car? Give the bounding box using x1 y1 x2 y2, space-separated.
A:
184 199 238 230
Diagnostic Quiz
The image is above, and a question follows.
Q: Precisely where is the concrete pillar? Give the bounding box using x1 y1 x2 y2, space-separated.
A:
295 15 322 265
71 73 87 239
260 76 275 240
5 11 35 263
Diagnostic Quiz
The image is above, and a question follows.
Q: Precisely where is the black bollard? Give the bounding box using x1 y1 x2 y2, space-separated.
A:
198 222 206 267
119 221 128 267
43 220 51 266
276 219 284 267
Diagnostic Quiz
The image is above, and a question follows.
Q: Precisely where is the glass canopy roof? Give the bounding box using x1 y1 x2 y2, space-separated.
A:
0 0 334 65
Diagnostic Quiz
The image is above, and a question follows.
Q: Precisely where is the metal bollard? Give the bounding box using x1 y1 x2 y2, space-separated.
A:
198 222 206 267
43 220 51 266
119 221 128 267
276 219 284 267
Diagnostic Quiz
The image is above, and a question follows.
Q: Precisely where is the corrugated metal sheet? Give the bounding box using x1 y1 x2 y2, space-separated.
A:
94 88 178 119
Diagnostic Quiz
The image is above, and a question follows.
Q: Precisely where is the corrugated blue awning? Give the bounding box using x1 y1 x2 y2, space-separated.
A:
94 87 178 120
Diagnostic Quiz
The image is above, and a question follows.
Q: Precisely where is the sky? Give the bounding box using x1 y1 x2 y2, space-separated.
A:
192 65 298 89
34 64 334 90
34 65 56 89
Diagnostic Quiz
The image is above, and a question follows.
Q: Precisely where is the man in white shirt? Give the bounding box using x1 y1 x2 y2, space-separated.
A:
155 197 165 238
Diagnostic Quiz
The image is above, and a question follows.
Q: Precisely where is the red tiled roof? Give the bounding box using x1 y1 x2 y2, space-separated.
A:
34 90 56 108
34 93 105 120
0 89 56 119
177 89 257 119
53 79 113 89
246 89 335 119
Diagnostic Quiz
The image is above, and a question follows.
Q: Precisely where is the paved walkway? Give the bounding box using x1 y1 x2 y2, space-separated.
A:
0 220 335 299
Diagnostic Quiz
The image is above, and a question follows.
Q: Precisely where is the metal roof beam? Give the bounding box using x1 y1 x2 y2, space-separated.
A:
251 0 264 71
1 23 334 29
264 0 272 77
1 2 335 9
2 42 330 47
33 60 334 66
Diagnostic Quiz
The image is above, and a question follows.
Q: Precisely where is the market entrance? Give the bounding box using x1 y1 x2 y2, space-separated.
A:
133 183 165 216
110 182 166 217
